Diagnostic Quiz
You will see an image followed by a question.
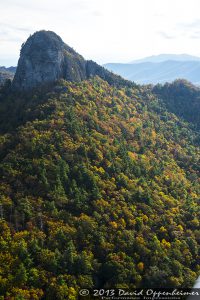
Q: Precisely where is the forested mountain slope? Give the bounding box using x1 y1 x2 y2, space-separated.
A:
0 77 199 299
153 80 200 129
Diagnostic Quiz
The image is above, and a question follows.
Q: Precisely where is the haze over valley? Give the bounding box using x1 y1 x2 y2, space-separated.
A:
104 54 200 85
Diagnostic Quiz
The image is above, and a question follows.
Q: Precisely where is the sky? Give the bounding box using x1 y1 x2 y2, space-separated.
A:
1 0 200 66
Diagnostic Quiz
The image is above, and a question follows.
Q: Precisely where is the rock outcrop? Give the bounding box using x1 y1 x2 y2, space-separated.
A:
12 31 87 90
12 30 133 90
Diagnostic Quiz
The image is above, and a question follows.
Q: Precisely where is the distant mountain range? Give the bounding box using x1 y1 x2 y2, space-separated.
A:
0 66 16 86
130 54 200 63
104 54 200 85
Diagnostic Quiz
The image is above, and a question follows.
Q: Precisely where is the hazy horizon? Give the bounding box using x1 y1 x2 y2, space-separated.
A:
2 0 200 66
3 52 200 68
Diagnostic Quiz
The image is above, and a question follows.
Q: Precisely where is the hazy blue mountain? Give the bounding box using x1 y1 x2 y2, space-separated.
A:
0 66 16 86
130 54 200 63
0 66 16 73
104 60 200 85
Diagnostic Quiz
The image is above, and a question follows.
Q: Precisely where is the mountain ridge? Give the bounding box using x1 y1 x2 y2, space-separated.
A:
13 30 134 91
104 60 200 85
130 54 200 64
0 66 16 86
0 76 199 298
0 30 199 299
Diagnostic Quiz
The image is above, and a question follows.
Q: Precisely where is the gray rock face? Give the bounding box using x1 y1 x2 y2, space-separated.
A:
13 30 133 90
13 31 87 90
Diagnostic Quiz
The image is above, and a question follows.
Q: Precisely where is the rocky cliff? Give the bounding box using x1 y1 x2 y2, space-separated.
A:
12 31 87 90
13 30 132 90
